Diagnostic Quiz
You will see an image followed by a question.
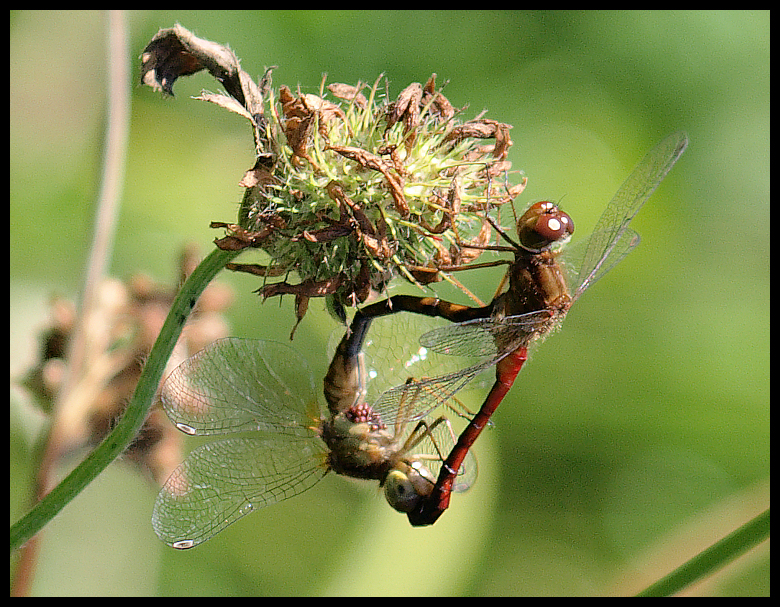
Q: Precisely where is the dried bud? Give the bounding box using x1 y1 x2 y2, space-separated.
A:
21 247 233 486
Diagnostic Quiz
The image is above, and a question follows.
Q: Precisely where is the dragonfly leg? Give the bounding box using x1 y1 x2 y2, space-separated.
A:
400 415 453 458
355 294 491 325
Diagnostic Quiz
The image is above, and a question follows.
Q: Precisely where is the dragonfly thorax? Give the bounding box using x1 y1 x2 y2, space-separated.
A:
320 412 400 481
500 247 572 319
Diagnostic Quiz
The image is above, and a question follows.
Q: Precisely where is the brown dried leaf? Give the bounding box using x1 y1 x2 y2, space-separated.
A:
296 223 353 243
350 260 372 306
238 158 276 188
361 216 394 261
384 173 409 215
279 85 346 161
327 82 368 108
327 145 409 215
261 276 345 300
210 222 274 250
289 294 309 340
195 91 253 123
140 25 219 95
279 86 315 160
492 121 513 159
327 145 384 172
300 93 346 129
326 182 368 228
325 181 393 260
442 118 514 158
141 24 254 106
140 25 271 155
224 263 286 277
422 74 456 122
386 82 422 133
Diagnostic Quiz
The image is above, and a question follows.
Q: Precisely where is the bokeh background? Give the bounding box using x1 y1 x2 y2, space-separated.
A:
10 10 768 596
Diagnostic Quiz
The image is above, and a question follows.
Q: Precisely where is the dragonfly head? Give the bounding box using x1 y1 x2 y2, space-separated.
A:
516 201 574 253
383 461 436 513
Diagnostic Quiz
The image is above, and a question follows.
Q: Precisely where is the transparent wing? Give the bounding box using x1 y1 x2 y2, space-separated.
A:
370 360 492 425
419 310 555 358
328 314 494 424
346 314 482 398
574 131 688 296
561 227 641 297
152 435 328 549
451 448 477 493
161 338 320 436
366 307 559 424
418 317 502 358
423 417 477 493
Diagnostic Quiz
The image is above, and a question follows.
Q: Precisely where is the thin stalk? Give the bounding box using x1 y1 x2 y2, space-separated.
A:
60 9 129 400
12 11 131 593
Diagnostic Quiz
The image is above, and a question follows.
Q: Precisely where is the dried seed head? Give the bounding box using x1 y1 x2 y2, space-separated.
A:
217 74 527 324
140 27 528 330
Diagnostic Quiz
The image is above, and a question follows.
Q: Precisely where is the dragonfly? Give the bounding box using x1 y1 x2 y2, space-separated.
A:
344 131 689 526
152 331 476 549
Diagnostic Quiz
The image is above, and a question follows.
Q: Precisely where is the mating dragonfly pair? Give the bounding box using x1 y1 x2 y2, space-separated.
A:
153 132 688 548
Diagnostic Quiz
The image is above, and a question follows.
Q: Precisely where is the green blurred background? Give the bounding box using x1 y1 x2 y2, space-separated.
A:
10 11 768 596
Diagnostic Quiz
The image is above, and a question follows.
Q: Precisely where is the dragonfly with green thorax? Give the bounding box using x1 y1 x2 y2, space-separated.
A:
152 315 477 549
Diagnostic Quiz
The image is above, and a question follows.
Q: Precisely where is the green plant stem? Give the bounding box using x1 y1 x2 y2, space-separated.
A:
636 508 770 597
10 247 239 553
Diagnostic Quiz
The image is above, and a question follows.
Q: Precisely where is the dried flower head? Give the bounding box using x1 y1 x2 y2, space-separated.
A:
141 25 528 333
21 246 233 485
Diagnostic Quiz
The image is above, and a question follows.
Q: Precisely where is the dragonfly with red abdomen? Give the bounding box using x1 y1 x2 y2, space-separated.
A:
344 131 689 526
151 330 476 548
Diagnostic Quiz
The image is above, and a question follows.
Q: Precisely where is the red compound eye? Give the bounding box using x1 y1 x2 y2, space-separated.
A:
516 201 574 252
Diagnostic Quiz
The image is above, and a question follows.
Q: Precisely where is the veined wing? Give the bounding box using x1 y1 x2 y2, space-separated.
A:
152 435 327 549
575 131 688 296
561 227 641 299
160 338 320 437
327 314 487 424
406 416 478 494
356 310 554 425
354 313 496 425
418 310 555 358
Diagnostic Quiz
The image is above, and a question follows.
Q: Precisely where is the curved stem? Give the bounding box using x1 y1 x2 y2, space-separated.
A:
10 247 239 553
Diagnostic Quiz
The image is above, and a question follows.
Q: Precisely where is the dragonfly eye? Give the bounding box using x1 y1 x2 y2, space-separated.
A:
516 201 574 252
384 467 434 513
